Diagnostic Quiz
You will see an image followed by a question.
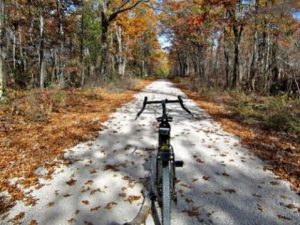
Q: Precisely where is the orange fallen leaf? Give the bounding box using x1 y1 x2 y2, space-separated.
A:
105 202 117 210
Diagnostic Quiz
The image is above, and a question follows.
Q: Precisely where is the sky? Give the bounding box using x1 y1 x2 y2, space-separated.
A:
158 35 171 51
294 12 300 19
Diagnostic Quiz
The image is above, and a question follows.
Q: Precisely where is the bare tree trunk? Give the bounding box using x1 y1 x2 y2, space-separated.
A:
0 0 4 99
28 1 34 44
100 1 109 78
15 1 25 73
39 2 45 89
249 27 258 91
56 0 64 87
231 24 244 89
80 1 85 87
18 22 25 71
116 25 126 78
175 47 184 76
13 27 16 70
223 29 230 88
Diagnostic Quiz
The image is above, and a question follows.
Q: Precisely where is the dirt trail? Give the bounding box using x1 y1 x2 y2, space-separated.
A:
1 80 300 225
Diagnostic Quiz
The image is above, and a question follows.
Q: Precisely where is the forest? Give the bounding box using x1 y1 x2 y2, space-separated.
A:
0 0 299 97
0 0 167 94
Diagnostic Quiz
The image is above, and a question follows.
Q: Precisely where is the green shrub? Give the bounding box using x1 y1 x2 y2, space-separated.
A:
265 113 291 131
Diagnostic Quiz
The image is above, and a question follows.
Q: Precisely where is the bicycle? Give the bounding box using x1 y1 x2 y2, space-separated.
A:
136 96 194 225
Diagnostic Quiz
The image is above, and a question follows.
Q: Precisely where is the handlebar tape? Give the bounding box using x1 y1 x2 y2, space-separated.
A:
135 96 148 120
135 96 194 119
178 96 194 117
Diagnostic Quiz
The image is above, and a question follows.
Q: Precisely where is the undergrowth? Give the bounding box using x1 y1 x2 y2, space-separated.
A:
177 78 300 136
103 77 138 93
0 77 142 122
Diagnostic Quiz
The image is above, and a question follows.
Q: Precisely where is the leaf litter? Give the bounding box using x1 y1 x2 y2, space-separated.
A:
0 80 151 213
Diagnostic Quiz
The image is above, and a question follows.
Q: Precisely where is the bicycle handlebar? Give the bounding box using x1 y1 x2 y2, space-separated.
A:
135 96 194 120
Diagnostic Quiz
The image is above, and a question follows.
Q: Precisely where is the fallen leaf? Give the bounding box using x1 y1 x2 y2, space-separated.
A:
29 220 38 225
125 195 141 204
203 176 210 181
66 178 77 186
67 218 76 224
90 205 101 211
105 202 118 210
182 207 200 217
277 214 291 220
196 158 204 163
82 200 89 205
90 188 104 195
222 172 230 177
257 203 263 212
85 180 94 185
119 193 127 198
104 164 119 171
223 189 236 194
47 202 54 207
11 211 25 222
270 181 280 186
89 168 97 174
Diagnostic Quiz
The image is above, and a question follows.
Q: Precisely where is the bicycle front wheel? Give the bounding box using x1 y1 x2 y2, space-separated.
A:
162 163 171 225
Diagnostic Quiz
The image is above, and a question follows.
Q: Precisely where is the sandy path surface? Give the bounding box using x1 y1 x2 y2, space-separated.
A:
1 80 300 225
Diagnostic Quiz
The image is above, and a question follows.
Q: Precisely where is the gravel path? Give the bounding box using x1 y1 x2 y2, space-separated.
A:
1 80 300 225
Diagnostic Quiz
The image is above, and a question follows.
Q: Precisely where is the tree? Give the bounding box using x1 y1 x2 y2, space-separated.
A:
0 0 4 98
99 0 149 77
38 0 45 89
162 0 300 95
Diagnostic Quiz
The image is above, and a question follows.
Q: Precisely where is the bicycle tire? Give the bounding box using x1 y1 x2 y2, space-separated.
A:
162 163 171 225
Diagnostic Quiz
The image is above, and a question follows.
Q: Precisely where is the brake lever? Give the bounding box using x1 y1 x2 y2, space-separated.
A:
178 96 195 118
135 96 148 120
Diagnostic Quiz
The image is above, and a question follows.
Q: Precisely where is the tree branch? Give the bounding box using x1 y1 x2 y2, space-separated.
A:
108 0 149 23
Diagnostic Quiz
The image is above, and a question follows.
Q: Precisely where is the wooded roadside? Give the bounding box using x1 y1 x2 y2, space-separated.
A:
175 79 300 194
0 79 151 214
